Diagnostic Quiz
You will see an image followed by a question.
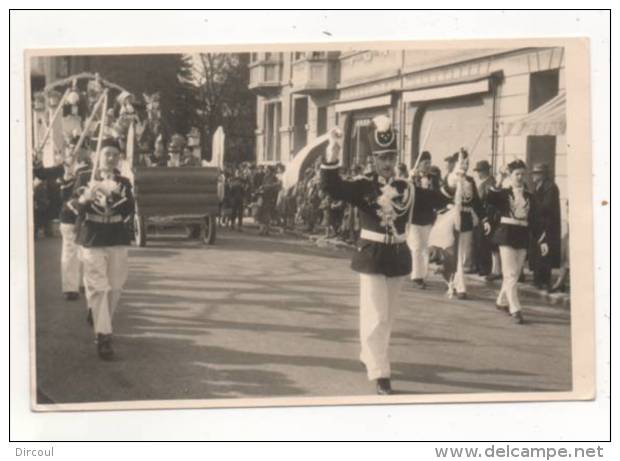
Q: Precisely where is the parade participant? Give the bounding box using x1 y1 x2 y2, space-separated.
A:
33 137 91 300
407 150 436 288
167 134 186 167
321 117 443 395
529 163 561 292
146 135 168 167
71 137 134 359
486 159 536 324
472 160 496 277
433 150 487 299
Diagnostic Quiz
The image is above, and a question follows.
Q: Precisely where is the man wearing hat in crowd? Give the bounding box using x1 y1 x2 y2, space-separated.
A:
407 150 437 289
71 137 134 360
321 116 446 395
472 160 497 278
529 163 561 292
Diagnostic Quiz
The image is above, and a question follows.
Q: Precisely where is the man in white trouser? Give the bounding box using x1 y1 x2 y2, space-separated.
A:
407 151 436 289
321 119 443 394
485 159 536 324
33 141 90 300
71 137 134 359
437 151 486 299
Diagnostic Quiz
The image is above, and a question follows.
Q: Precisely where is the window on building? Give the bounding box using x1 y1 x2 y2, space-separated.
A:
265 52 272 61
317 106 328 136
250 53 258 62
264 102 282 162
346 118 374 168
529 69 560 112
310 51 325 59
294 52 306 61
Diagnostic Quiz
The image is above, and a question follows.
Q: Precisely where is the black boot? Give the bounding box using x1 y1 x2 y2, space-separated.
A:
96 333 114 360
376 378 393 395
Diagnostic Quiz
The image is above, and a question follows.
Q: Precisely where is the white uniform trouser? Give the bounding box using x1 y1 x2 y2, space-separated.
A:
491 250 502 276
59 223 82 293
81 246 128 335
359 274 406 380
407 224 432 280
497 246 527 314
454 231 473 293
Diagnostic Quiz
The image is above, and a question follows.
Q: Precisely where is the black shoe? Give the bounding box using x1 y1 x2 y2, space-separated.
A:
96 334 114 360
63 291 79 301
87 308 93 326
496 304 509 314
456 292 468 300
376 378 392 395
485 274 502 282
412 278 426 289
511 311 524 325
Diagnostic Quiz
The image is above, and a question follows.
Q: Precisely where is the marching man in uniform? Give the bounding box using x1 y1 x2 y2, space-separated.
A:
321 116 442 395
435 150 487 299
486 159 537 324
71 137 134 360
407 150 436 289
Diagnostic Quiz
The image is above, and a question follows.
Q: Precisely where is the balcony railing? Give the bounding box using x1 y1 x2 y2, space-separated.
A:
248 60 283 94
290 58 339 94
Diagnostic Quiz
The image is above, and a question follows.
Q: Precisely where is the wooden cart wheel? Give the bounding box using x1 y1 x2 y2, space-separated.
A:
201 214 216 245
134 214 147 247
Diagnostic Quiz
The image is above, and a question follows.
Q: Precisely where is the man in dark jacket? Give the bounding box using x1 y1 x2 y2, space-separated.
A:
472 160 496 276
71 137 135 360
529 163 562 291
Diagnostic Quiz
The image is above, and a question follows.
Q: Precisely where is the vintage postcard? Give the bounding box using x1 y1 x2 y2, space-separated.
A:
22 37 594 411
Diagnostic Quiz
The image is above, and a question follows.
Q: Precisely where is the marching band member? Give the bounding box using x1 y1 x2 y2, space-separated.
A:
407 150 436 289
434 150 488 299
33 137 91 300
320 117 443 395
485 159 536 324
71 137 134 360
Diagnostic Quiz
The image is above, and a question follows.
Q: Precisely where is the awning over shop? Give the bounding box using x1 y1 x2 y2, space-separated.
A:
403 78 490 103
503 91 566 136
334 94 392 113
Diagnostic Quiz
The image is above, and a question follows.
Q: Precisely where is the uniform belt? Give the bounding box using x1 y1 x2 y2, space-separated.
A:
85 213 123 224
360 229 406 244
439 204 473 214
500 216 528 227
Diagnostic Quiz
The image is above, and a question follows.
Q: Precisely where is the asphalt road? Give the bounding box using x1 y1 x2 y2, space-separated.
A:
33 226 572 404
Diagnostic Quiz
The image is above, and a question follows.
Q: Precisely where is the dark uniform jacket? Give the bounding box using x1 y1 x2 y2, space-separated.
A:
71 170 135 247
438 174 486 232
321 161 446 277
486 186 535 250
33 162 91 225
531 179 561 267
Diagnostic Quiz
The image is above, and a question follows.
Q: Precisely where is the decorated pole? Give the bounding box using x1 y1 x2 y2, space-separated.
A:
34 88 70 155
90 90 109 183
68 91 106 162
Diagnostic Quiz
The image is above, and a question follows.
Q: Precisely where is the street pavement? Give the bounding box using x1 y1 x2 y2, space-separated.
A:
33 226 572 404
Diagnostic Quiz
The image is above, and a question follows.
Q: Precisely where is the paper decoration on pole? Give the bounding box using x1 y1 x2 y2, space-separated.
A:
281 132 331 191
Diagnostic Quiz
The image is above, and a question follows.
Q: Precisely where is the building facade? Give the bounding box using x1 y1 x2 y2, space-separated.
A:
249 47 567 225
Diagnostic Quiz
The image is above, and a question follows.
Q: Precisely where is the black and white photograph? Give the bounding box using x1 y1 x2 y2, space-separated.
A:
23 38 595 411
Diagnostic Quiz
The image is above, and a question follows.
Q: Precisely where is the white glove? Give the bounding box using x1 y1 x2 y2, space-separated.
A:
79 182 99 203
483 221 491 235
540 242 549 257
